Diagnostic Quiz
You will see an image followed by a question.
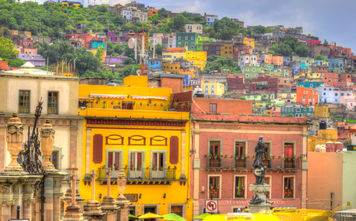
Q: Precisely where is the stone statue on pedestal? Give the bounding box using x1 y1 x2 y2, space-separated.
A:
249 136 272 212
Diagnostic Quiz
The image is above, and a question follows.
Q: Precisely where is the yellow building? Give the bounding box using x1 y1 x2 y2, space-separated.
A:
314 105 329 118
201 81 225 96
78 75 192 220
183 50 207 71
308 129 338 151
243 38 255 49
163 48 207 71
306 72 323 80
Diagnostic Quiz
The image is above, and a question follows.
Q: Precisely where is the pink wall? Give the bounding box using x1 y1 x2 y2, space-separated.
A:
307 152 343 210
192 121 307 214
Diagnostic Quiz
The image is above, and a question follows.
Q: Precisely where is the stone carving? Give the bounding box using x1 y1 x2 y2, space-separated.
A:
5 113 24 171
40 120 56 170
117 169 127 200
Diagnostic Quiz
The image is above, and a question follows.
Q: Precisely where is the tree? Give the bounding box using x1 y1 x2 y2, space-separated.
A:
205 55 240 73
172 14 185 32
271 36 309 57
158 8 168 18
0 37 18 59
323 40 329 46
212 17 241 40
74 47 101 75
155 44 162 57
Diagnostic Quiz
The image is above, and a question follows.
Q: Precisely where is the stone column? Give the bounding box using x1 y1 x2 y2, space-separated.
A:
0 184 13 221
53 177 63 221
11 184 21 219
44 176 54 221
102 168 118 221
63 168 84 221
5 113 24 171
116 170 130 221
83 170 104 221
23 182 35 220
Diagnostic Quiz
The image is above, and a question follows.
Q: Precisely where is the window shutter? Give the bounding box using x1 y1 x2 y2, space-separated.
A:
170 136 179 164
93 134 103 163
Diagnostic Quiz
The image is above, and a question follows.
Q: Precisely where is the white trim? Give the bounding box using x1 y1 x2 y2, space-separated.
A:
265 175 272 199
131 95 168 100
283 175 296 199
89 94 128 99
233 175 247 199
207 174 222 199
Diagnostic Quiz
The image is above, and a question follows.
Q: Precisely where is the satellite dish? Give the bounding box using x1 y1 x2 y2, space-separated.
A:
128 38 136 49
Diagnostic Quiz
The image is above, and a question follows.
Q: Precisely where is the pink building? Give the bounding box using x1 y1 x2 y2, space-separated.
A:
191 99 309 215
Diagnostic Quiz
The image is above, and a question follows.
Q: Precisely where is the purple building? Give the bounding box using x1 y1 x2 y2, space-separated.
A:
105 56 127 64
18 54 46 67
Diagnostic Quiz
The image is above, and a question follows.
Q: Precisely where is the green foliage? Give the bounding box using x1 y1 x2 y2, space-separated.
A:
155 43 163 57
5 58 25 67
205 55 240 73
271 36 309 57
95 46 105 59
107 41 127 56
211 17 245 40
74 47 101 75
158 8 168 18
0 0 125 39
315 54 328 61
0 36 18 59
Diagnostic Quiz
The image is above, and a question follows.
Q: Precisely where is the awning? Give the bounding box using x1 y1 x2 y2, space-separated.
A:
138 213 163 219
131 95 168 100
89 94 128 99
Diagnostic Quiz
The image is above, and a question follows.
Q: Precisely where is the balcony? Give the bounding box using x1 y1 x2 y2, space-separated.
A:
94 166 184 185
204 156 303 171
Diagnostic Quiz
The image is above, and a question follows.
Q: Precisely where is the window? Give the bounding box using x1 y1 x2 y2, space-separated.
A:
205 85 209 95
144 206 157 221
265 176 271 198
108 151 121 170
284 143 295 169
171 205 183 217
209 141 221 167
235 142 246 168
263 142 271 168
129 152 144 178
48 91 59 114
152 152 164 171
234 176 245 198
209 103 217 113
208 176 220 199
19 90 30 113
122 101 134 110
283 176 294 199
52 150 59 169
211 85 215 95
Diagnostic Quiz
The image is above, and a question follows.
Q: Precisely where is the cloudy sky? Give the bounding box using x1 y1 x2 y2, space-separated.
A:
134 0 355 52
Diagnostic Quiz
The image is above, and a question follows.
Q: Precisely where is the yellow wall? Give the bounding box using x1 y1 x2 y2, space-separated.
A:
78 76 192 220
201 82 225 96
314 105 329 118
162 62 181 74
308 129 338 151
184 51 207 71
124 75 148 87
243 38 255 49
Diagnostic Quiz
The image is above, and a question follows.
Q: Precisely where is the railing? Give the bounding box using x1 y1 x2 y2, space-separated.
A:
47 106 58 114
204 157 303 171
19 106 30 114
97 166 178 181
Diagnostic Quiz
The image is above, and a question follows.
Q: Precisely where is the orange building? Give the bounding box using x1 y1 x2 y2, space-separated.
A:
162 61 181 74
220 43 233 57
272 56 284 66
296 86 319 106
148 7 158 17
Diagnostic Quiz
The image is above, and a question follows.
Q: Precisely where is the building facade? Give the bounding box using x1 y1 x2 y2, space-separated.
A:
78 75 193 220
191 99 309 216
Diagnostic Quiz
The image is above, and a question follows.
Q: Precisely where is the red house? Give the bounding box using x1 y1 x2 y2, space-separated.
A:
296 86 319 106
190 97 309 216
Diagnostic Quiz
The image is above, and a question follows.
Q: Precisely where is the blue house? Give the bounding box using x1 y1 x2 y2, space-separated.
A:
328 58 343 70
91 41 106 49
283 57 292 66
297 81 324 89
147 60 162 72
318 86 340 104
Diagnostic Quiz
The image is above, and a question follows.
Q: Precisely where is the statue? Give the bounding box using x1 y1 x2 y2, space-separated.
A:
249 136 273 210
252 136 267 185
